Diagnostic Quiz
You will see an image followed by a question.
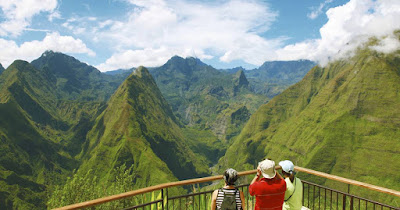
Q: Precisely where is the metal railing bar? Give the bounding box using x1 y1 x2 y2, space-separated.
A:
303 182 398 208
318 185 321 209
295 166 400 197
54 166 400 210
122 199 162 210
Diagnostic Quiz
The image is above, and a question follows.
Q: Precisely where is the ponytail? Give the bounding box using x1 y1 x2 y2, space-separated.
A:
289 170 295 183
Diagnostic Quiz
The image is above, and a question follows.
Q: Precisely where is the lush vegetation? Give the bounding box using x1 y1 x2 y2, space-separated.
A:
0 55 219 209
1 37 399 209
219 38 400 206
220 60 315 97
150 56 267 142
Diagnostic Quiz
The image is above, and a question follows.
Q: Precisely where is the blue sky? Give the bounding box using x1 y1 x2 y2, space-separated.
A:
0 0 399 71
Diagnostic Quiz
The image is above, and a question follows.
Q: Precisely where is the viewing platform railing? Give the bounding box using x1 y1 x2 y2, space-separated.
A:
54 166 400 210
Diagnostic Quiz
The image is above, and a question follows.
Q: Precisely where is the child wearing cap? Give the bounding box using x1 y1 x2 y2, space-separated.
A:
279 160 303 210
249 159 286 210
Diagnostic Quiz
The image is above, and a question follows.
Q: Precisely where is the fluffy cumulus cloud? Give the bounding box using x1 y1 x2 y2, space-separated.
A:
94 0 400 71
96 47 212 71
95 0 281 71
0 32 95 67
0 0 58 36
278 0 400 66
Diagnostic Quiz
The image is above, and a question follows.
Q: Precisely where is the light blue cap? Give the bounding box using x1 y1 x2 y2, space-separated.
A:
279 160 295 174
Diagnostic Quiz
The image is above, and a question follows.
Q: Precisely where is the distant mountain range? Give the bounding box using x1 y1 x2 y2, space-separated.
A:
220 60 316 97
149 56 266 142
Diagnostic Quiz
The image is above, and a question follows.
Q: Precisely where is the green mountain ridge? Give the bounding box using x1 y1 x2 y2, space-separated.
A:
220 42 400 205
0 63 4 74
0 61 78 209
150 56 266 142
78 66 208 182
31 50 124 102
45 66 211 208
3 43 399 209
219 60 316 97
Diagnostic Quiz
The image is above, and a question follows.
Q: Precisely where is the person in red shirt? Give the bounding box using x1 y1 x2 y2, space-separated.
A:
249 159 286 210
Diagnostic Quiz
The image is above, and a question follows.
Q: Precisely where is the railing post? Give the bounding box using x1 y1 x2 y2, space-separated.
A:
166 188 168 210
343 194 346 210
350 196 353 210
161 189 164 210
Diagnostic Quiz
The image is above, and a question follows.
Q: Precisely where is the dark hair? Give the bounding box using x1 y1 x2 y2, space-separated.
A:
224 168 238 185
282 170 296 183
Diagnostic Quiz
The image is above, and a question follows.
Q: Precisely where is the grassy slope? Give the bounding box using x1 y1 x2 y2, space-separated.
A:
77 67 209 191
245 60 316 97
31 50 124 102
150 56 266 146
0 61 78 209
220 47 400 205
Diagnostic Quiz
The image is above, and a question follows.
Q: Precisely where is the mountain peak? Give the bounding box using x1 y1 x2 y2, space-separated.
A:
234 69 249 89
134 66 152 78
0 63 4 73
165 55 206 67
9 60 31 71
41 50 56 57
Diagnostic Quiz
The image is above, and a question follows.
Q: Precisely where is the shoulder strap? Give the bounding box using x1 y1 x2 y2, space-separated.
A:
284 178 296 202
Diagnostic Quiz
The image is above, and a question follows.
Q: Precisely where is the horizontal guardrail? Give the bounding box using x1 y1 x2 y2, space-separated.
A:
54 166 400 210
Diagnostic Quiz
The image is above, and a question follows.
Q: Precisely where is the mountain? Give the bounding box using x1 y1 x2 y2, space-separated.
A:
150 56 266 142
220 43 400 205
0 63 4 74
0 53 129 208
31 50 125 101
0 61 77 209
104 68 133 76
245 60 316 97
77 66 209 188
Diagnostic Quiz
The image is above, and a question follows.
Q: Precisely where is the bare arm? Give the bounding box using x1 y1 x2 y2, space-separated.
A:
276 170 284 180
211 189 218 210
251 167 262 185
240 191 246 210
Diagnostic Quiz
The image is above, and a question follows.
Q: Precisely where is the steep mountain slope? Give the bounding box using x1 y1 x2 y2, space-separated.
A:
221 46 400 204
77 67 209 190
0 61 77 209
219 60 315 97
0 63 4 74
150 56 266 142
31 50 124 101
246 60 316 97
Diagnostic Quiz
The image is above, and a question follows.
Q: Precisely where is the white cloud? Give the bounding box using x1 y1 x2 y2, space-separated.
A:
0 32 95 68
94 0 280 71
96 47 212 71
308 0 333 20
370 34 400 53
48 10 61 22
277 0 400 66
0 0 58 36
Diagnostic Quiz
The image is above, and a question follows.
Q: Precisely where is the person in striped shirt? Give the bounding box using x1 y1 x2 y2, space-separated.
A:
211 168 246 210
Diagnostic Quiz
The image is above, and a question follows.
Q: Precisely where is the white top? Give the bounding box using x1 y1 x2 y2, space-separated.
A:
283 177 303 210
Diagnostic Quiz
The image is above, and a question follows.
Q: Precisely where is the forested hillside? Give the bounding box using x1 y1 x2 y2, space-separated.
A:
220 39 400 205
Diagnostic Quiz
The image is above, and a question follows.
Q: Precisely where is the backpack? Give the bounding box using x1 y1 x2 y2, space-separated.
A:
219 188 238 210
